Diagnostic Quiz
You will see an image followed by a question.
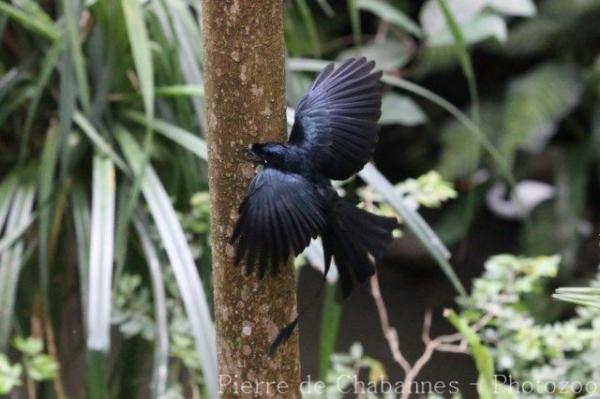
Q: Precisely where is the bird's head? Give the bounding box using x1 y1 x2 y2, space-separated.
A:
246 142 287 166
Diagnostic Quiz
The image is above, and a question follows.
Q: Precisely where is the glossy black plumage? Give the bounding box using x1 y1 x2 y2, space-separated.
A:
230 57 397 293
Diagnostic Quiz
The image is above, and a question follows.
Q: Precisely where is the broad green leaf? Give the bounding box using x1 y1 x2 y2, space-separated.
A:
28 354 59 381
0 354 22 394
380 93 426 126
488 0 536 16
87 155 116 351
117 130 217 399
357 0 423 37
502 63 582 160
420 0 487 37
504 18 563 56
13 337 43 356
429 14 507 46
437 102 501 179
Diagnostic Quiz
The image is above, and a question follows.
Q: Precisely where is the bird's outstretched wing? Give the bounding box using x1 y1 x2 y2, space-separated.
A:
230 167 328 276
289 57 382 180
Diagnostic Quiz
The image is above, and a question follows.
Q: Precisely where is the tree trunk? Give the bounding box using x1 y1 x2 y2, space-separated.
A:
201 1 301 397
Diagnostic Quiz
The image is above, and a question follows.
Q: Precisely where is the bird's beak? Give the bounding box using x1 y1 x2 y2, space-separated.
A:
244 145 262 163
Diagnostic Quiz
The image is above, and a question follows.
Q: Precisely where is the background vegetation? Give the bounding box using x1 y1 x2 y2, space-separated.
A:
1 0 600 397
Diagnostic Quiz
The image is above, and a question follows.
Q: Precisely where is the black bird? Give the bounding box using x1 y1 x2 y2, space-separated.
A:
231 56 398 295
230 58 398 352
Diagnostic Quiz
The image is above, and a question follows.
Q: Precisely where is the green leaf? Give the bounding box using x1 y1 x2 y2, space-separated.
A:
294 0 321 56
38 124 60 303
316 0 334 17
117 130 217 399
21 41 63 161
347 0 361 44
0 173 18 230
28 354 59 381
357 0 423 37
87 155 116 351
434 0 480 125
446 309 494 399
13 337 43 356
71 185 91 333
123 111 207 160
132 217 169 399
380 93 426 126
437 102 501 180
488 0 536 17
554 287 600 308
0 214 34 254
502 63 582 160
359 164 466 296
121 0 154 120
554 146 592 276
0 1 59 41
156 0 207 130
319 283 341 380
63 0 91 112
155 84 204 97
420 0 487 37
0 354 22 394
429 14 507 46
73 112 129 172
57 45 77 178
0 177 36 350
338 40 414 71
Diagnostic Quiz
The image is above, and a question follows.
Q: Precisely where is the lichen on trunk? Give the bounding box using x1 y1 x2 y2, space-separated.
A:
201 0 301 397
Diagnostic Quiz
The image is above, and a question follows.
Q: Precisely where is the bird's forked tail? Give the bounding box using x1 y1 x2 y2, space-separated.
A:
269 199 397 356
322 199 398 298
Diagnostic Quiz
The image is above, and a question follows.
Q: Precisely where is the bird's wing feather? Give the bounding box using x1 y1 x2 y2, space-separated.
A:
231 167 328 276
289 57 382 180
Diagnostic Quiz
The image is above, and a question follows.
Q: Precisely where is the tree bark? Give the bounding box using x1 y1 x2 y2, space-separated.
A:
201 1 301 398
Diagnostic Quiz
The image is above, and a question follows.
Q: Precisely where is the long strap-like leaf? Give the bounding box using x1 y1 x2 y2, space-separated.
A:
87 155 116 351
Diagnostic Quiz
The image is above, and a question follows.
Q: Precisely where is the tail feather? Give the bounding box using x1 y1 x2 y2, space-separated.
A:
269 199 397 356
323 200 397 297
